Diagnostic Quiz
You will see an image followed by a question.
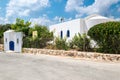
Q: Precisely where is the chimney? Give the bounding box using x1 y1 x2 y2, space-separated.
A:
60 17 64 22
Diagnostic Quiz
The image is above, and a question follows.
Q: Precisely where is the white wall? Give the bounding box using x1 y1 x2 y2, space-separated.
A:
4 33 9 51
49 14 114 42
85 19 114 31
15 32 23 52
49 19 81 41
4 30 23 53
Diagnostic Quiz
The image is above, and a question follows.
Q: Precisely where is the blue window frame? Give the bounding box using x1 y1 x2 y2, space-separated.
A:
67 30 70 37
60 31 63 38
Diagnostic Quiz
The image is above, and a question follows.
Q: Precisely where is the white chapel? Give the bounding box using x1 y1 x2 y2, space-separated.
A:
49 14 114 41
4 30 23 53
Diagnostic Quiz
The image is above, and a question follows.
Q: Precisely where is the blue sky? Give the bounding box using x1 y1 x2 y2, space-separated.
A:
0 0 120 26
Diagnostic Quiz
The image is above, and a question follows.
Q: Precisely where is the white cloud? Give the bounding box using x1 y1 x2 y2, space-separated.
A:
30 14 53 27
54 16 72 22
6 0 50 18
75 14 83 18
118 8 120 12
3 0 50 24
53 16 65 22
65 0 83 12
30 15 72 27
53 16 60 21
65 0 119 18
0 17 5 24
115 18 120 21
0 17 9 24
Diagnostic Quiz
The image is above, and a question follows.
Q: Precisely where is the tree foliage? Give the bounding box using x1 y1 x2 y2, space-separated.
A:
11 18 31 36
88 21 120 54
0 24 11 38
29 24 53 40
23 25 53 48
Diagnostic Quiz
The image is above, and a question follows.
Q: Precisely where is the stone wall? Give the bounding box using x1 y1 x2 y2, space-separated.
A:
0 44 3 51
0 43 120 62
23 48 120 62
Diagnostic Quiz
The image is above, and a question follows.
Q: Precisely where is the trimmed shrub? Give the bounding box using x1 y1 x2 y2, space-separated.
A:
55 37 69 50
88 21 120 54
70 33 91 51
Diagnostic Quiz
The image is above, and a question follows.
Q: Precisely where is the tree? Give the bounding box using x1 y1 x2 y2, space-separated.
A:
23 25 53 48
0 24 11 38
0 24 11 44
11 18 31 36
29 24 53 40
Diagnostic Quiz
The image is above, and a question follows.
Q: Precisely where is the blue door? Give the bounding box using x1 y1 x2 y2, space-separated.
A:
9 41 14 51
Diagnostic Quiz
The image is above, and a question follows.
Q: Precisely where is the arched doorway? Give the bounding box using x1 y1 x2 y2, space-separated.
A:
9 41 14 51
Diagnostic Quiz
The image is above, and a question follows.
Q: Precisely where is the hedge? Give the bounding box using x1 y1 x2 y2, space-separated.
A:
88 21 120 54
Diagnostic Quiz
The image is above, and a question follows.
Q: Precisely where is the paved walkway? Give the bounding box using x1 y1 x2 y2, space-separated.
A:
0 52 120 80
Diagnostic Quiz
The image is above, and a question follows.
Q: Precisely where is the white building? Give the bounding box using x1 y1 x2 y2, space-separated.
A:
49 14 114 41
4 30 23 53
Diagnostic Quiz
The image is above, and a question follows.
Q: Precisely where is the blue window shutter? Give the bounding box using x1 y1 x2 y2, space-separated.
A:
67 30 70 37
60 31 63 38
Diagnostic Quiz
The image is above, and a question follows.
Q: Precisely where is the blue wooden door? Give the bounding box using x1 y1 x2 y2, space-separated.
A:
9 41 14 51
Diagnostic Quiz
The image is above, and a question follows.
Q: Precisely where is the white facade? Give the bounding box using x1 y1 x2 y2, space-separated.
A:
49 14 114 41
4 30 23 53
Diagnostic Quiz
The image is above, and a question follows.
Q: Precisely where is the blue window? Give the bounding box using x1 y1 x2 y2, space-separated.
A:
67 30 70 37
60 31 63 38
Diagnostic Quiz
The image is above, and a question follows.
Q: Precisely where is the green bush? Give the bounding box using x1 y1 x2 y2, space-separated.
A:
23 25 53 48
88 21 120 54
70 33 91 51
0 38 3 44
55 37 69 50
23 37 31 48
11 18 31 36
0 24 11 38
23 37 51 48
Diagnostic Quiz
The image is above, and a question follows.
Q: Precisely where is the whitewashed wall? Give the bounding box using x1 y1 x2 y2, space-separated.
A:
49 14 114 41
49 19 81 41
4 30 23 53
85 16 114 31
15 32 23 52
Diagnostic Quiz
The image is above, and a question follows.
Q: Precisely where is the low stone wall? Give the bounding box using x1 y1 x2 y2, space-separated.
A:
23 48 120 62
0 43 120 62
0 44 3 51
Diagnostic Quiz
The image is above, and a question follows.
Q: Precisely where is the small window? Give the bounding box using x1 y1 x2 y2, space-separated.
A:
6 38 7 43
60 31 63 39
17 38 19 44
67 30 70 37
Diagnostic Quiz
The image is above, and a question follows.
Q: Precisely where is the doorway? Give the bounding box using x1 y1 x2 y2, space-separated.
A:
9 41 14 51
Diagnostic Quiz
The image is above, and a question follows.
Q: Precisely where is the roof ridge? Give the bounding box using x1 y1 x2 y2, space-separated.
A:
85 14 101 20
